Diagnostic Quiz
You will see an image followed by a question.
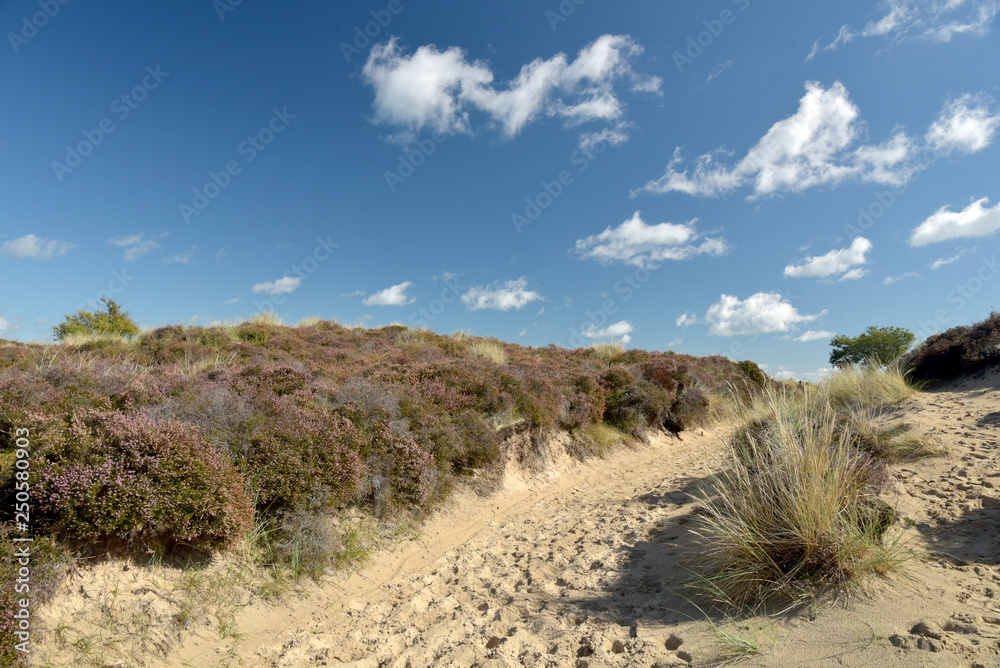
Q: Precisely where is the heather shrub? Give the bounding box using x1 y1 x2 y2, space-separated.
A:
599 367 670 438
32 411 253 549
903 312 1000 383
559 373 606 431
239 400 363 510
665 383 710 433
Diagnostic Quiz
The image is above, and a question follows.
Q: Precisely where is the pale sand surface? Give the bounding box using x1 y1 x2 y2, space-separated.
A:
36 371 1000 667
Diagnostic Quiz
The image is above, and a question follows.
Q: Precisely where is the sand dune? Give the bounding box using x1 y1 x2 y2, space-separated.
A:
38 371 1000 667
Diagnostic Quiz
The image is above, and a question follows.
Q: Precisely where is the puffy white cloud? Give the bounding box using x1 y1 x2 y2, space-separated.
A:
363 282 414 306
362 34 660 142
808 0 999 58
793 330 835 342
1 234 74 260
910 197 1000 245
705 292 825 336
252 276 302 295
636 83 998 200
582 320 633 344
784 237 872 280
925 94 1000 154
573 211 728 268
636 83 921 198
462 277 542 311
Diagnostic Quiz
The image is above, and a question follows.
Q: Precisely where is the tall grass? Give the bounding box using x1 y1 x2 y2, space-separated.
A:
467 338 507 364
821 364 915 414
590 341 625 365
689 386 915 609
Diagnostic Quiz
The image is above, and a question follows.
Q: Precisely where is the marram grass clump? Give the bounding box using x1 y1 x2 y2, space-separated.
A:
688 386 916 609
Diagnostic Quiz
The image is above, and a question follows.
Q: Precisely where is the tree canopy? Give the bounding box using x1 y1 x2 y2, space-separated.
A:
53 298 140 341
829 325 915 368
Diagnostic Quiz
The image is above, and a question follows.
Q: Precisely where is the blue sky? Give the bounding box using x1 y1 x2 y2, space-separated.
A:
2 0 999 380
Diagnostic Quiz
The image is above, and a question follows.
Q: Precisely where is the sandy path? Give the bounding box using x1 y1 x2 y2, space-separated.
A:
167 428 722 667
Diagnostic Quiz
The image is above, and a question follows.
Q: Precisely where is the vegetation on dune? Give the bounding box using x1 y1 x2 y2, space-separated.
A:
902 311 1000 383
0 314 769 663
688 364 935 610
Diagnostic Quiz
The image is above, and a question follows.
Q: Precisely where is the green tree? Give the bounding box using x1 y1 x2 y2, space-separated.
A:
829 326 915 368
53 298 140 341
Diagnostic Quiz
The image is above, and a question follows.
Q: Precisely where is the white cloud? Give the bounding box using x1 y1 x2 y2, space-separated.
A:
221 297 241 305
784 237 872 280
342 289 367 298
676 311 698 327
573 211 729 268
0 317 8 334
109 233 161 261
462 277 542 311
925 94 1000 154
705 292 825 336
793 330 835 342
883 271 921 284
930 247 975 269
1 234 74 260
808 0 999 58
582 320 633 344
636 82 924 198
362 34 660 143
252 276 302 295
910 197 1000 245
636 83 998 200
578 128 628 154
362 282 415 306
838 268 869 281
163 246 198 263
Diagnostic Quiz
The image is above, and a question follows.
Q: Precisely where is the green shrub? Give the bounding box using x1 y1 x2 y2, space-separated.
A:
903 312 1000 383
736 360 768 387
53 298 140 341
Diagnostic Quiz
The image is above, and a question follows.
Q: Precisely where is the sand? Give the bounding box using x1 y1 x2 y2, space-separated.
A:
35 371 1000 667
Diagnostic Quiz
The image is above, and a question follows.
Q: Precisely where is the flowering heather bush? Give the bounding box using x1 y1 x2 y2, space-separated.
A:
33 411 252 549
1 319 764 568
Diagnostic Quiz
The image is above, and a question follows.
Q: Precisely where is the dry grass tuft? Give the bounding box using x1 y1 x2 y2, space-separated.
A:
468 338 507 365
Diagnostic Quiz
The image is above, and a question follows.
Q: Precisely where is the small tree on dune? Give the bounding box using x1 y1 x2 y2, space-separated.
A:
829 325 915 368
53 298 140 341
